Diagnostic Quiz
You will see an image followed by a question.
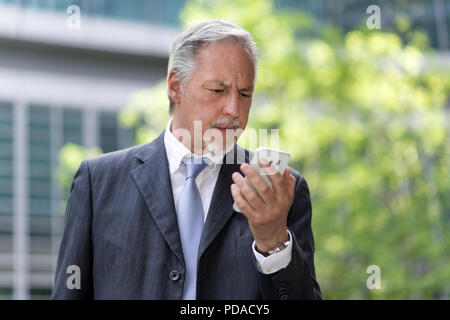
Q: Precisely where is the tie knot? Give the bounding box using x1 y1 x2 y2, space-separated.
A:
183 157 207 180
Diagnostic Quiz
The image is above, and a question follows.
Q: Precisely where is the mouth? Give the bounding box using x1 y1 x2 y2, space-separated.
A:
216 126 235 129
214 126 236 133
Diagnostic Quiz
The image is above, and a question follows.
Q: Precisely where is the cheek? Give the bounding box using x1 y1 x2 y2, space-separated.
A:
198 94 225 115
240 100 252 116
181 90 205 114
187 89 214 108
184 92 222 123
239 103 251 127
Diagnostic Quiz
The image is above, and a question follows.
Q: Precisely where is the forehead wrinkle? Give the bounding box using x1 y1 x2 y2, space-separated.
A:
204 80 229 87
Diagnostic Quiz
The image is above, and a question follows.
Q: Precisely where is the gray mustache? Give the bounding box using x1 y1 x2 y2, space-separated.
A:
210 119 240 129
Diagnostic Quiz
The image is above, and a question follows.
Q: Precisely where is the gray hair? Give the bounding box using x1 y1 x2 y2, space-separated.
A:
167 19 258 114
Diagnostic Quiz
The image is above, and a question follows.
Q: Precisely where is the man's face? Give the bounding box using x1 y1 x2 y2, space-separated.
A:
169 39 255 155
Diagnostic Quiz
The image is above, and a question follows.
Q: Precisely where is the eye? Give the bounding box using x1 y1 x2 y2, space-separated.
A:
240 92 251 98
208 89 224 94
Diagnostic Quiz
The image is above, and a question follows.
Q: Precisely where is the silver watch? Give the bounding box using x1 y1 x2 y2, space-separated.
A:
267 240 290 255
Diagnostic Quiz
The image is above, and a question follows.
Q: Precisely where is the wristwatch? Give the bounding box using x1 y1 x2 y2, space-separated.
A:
267 240 290 255
258 239 290 257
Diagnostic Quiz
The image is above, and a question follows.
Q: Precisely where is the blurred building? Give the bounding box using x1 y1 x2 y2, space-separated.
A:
0 0 448 300
0 0 185 299
279 0 450 51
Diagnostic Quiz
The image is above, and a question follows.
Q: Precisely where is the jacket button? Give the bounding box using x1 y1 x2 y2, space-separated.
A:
169 270 180 281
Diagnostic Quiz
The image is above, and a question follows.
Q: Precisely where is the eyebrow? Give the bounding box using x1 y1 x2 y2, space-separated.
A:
205 80 253 91
240 85 254 91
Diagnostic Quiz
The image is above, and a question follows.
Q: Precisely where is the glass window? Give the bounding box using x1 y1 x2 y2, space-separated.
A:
91 0 148 22
0 102 13 297
26 105 70 299
28 105 51 218
98 111 118 153
29 287 52 300
98 110 136 153
0 0 185 26
63 108 82 145
0 287 13 300
0 102 13 217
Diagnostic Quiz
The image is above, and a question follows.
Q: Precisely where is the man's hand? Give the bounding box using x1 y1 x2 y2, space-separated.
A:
230 159 296 253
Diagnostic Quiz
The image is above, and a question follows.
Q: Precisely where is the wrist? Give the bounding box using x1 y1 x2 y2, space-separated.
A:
255 230 290 255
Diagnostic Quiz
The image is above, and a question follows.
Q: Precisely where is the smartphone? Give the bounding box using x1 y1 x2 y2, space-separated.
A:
233 147 291 213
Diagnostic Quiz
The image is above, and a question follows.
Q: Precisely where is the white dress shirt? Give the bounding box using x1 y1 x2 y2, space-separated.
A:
163 119 292 274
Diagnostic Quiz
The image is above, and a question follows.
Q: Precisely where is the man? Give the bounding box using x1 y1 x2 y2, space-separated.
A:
51 19 321 300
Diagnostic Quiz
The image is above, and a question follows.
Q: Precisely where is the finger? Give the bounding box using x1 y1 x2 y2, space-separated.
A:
240 163 275 204
284 170 296 196
258 159 284 193
283 168 293 183
281 169 295 189
230 183 256 217
258 157 278 176
232 171 266 209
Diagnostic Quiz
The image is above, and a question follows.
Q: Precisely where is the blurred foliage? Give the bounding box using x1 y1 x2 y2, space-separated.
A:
57 143 101 210
58 0 450 299
118 82 170 143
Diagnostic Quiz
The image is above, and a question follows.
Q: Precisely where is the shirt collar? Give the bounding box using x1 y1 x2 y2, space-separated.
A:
164 118 230 175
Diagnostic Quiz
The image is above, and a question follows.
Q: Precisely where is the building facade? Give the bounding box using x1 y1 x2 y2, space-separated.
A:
0 0 184 299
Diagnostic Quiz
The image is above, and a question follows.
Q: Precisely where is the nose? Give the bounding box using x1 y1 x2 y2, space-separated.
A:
222 91 240 119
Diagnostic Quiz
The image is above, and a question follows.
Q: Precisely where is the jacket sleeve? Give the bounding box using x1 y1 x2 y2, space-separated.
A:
51 160 93 299
255 172 322 300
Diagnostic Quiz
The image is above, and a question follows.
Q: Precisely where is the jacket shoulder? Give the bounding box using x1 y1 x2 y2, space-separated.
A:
86 144 144 170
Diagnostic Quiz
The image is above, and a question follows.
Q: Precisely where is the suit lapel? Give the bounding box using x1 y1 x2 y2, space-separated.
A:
130 133 250 265
198 145 250 260
130 131 184 264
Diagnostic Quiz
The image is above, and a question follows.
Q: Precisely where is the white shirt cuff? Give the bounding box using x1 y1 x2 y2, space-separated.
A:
252 230 293 274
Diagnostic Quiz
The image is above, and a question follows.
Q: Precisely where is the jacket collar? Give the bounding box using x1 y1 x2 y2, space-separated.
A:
132 131 251 265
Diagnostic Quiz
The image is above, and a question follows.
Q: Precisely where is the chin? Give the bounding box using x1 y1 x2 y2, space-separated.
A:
203 127 240 156
203 139 234 158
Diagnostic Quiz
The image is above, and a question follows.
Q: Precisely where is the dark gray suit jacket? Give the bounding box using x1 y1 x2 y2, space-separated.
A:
51 131 321 299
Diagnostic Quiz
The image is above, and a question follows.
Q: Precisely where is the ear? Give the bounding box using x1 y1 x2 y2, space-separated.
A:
168 69 182 105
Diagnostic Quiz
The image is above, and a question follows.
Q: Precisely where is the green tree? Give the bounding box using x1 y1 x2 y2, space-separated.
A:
57 143 101 210
59 0 450 299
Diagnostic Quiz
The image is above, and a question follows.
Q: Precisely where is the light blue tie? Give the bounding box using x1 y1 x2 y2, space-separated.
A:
177 156 207 300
